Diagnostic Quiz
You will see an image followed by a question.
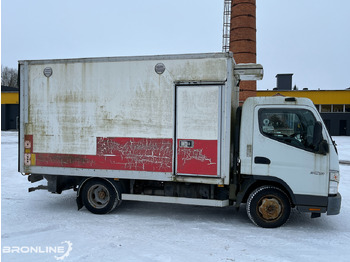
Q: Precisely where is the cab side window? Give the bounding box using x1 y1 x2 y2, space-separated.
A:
258 108 318 151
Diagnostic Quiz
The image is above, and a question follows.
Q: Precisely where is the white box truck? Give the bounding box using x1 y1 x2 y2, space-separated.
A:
19 52 341 228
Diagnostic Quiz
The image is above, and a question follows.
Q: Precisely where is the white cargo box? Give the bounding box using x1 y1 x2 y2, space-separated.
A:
19 53 238 185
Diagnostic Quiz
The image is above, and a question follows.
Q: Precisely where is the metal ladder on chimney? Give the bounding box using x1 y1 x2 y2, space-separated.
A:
222 0 232 52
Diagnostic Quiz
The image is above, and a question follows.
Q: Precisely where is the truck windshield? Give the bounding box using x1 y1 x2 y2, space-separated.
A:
258 108 318 152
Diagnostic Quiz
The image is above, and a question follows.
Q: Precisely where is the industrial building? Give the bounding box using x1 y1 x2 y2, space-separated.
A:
257 75 350 136
1 85 19 130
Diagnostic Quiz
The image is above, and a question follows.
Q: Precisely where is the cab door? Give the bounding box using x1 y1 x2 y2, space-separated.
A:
252 106 329 198
175 85 221 177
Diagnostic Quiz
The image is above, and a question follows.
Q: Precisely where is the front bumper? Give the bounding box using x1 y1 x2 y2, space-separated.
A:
327 193 341 215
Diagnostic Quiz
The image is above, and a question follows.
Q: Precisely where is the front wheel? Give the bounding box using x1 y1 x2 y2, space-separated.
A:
246 186 291 228
81 179 121 214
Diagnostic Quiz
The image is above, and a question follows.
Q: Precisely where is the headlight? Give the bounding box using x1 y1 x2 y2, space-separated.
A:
329 170 340 194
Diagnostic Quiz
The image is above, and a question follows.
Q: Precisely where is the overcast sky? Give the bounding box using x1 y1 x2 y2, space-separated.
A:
1 0 350 90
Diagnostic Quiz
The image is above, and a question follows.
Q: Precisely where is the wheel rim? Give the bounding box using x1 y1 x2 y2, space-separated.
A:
257 195 283 221
87 184 110 209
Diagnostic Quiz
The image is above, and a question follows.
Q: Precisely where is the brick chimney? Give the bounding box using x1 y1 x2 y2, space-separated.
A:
230 0 257 103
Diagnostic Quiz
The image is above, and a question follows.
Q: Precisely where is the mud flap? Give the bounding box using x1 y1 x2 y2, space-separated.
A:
76 195 84 210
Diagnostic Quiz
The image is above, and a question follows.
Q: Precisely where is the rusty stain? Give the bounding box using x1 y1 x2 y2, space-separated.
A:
37 154 96 167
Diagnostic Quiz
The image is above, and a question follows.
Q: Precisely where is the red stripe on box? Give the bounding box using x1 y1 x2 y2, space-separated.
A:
176 139 217 176
33 137 173 172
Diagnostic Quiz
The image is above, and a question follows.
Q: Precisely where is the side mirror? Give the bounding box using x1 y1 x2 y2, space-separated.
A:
313 121 329 155
318 140 329 155
313 121 323 147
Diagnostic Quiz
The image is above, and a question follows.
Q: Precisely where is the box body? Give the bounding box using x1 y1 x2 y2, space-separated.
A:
19 53 237 185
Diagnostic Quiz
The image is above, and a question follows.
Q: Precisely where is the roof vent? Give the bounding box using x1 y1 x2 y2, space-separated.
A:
43 67 53 78
155 63 165 74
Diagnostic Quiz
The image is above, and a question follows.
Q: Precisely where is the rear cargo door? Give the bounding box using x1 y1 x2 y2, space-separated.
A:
175 85 221 176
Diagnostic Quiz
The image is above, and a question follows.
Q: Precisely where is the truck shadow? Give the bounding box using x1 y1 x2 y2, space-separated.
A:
44 194 339 231
111 201 341 231
117 200 249 224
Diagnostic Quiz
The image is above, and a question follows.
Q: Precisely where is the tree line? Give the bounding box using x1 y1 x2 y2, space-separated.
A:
1 66 18 88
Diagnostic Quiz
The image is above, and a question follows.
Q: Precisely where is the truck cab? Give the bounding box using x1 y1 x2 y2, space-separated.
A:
237 96 341 227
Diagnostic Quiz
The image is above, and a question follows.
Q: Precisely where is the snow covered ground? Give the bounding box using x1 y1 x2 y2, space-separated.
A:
1 131 350 262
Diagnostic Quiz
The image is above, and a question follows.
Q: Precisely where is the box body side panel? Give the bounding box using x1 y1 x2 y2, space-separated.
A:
22 55 229 179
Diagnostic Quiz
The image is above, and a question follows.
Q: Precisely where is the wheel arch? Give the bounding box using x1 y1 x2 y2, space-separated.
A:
246 185 292 228
236 175 296 207
76 177 123 210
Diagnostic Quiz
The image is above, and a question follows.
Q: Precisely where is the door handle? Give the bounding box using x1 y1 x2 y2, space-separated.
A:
254 156 271 165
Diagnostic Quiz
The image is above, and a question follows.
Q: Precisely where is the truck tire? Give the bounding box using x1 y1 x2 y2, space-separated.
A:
81 179 121 214
246 186 291 228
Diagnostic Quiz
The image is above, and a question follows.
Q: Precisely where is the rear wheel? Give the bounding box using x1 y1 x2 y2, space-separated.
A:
81 179 121 214
246 186 291 228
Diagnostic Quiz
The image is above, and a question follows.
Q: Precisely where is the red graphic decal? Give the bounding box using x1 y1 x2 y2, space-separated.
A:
33 137 173 172
96 137 173 172
177 139 217 176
